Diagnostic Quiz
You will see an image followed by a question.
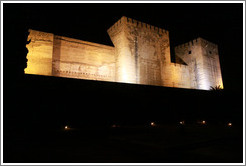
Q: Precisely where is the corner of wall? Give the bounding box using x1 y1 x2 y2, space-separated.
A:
25 30 54 76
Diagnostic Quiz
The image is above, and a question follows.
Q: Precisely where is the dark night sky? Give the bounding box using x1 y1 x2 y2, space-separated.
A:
4 3 243 93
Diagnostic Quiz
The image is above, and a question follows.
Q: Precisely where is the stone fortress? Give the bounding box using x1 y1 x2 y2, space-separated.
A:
25 16 223 90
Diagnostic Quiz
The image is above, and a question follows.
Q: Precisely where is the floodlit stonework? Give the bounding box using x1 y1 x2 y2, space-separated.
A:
25 16 223 90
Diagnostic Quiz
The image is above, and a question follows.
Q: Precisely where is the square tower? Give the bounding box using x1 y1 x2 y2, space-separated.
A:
107 16 170 86
175 38 223 90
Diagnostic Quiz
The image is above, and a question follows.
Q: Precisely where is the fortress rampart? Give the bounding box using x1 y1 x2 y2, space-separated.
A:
25 29 116 82
108 16 168 35
25 16 223 90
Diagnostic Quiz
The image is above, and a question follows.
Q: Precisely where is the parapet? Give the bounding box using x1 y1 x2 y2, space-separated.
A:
199 37 218 49
28 29 54 42
107 16 168 35
175 37 218 49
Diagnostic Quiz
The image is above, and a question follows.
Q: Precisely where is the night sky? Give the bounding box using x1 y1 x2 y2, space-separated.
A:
4 3 243 94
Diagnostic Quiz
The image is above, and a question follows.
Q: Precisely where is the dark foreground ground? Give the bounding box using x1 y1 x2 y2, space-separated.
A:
4 75 243 163
4 124 243 163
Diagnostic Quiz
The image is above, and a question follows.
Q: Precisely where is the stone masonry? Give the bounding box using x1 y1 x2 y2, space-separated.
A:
25 16 223 90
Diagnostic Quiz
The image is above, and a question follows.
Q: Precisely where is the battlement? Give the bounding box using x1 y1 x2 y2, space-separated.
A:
175 38 200 49
26 17 223 90
175 37 218 49
107 16 168 35
199 37 218 49
28 29 54 42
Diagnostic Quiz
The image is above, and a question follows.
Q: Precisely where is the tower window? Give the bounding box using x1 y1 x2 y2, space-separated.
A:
188 51 192 54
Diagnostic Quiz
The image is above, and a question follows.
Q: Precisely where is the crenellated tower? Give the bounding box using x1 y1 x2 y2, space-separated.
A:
175 38 223 90
107 16 170 86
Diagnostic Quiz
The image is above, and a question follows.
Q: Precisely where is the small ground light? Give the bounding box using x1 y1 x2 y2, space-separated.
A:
151 122 155 126
228 123 232 126
202 120 206 124
180 121 185 125
65 125 69 130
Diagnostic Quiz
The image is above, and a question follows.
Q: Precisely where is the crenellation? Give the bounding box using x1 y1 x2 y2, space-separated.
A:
146 24 150 29
121 16 168 35
132 19 138 25
199 37 218 49
25 16 223 90
175 38 203 50
142 22 146 28
150 25 153 30
191 40 194 46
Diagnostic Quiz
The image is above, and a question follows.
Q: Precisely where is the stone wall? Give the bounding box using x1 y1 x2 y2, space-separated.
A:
162 63 191 89
25 29 54 76
200 38 224 89
25 17 223 90
26 29 116 82
52 35 115 82
107 16 193 88
175 38 223 90
108 16 170 86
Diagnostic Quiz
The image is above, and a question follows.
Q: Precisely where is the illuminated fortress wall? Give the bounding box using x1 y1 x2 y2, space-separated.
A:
25 30 54 76
175 38 223 90
52 36 115 82
107 16 170 85
26 30 116 82
25 16 223 90
162 63 191 89
107 16 192 88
